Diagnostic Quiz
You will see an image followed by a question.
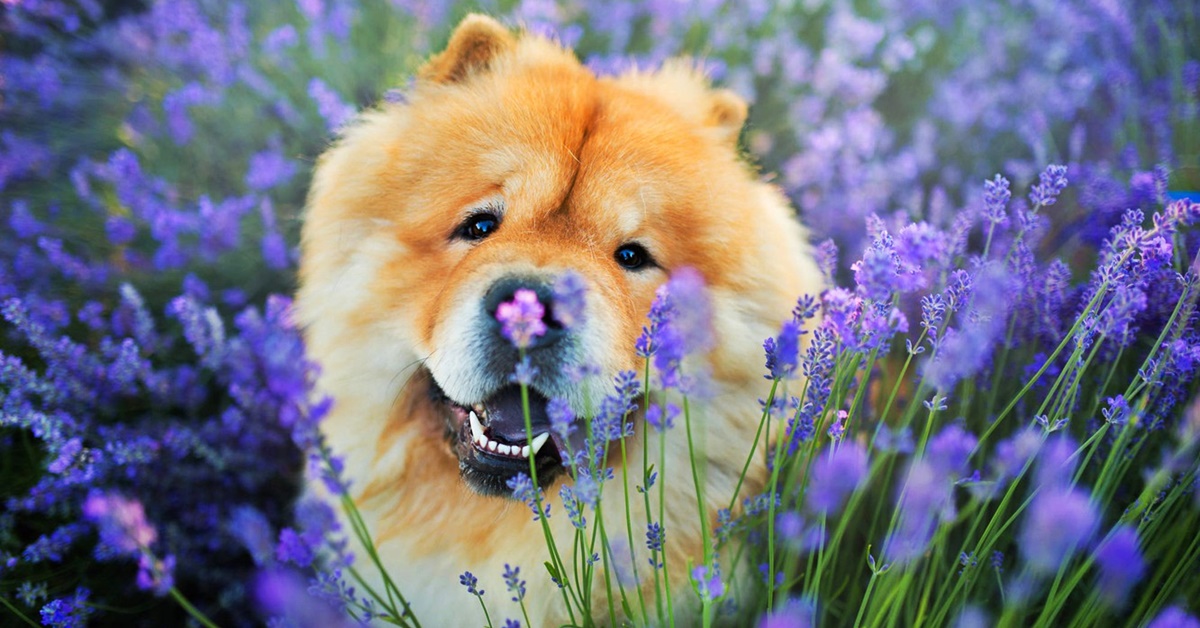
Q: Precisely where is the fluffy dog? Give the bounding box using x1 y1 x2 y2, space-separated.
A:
295 14 822 625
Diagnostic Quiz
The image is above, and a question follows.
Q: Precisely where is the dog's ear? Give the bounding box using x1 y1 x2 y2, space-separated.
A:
707 89 748 146
419 14 515 84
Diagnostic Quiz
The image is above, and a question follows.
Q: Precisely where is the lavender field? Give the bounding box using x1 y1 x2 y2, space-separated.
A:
2 0 1199 626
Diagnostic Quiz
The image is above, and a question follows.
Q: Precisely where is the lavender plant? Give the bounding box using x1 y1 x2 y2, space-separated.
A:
2 0 1199 626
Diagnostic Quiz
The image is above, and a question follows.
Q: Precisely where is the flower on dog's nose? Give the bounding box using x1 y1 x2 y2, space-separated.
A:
496 289 547 349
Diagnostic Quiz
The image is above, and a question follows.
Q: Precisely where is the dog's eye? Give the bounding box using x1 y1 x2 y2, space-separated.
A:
615 243 652 270
457 213 500 241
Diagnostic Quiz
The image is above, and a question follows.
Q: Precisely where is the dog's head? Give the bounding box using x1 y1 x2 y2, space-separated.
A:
297 15 820 498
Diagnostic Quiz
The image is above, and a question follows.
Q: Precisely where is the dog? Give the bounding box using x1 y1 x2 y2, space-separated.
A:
295 14 822 625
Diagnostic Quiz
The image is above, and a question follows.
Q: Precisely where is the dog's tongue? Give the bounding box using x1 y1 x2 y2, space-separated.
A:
483 386 550 443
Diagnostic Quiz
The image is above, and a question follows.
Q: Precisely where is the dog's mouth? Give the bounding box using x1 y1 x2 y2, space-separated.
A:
434 379 581 496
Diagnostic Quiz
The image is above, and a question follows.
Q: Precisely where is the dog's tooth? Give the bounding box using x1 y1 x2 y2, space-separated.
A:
475 434 487 447
487 441 498 452
530 432 550 455
469 411 485 440
520 445 530 458
498 444 511 456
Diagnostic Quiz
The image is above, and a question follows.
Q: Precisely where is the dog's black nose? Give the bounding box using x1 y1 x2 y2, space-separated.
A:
483 277 564 350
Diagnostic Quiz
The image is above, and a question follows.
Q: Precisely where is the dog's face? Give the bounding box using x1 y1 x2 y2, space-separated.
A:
297 16 820 500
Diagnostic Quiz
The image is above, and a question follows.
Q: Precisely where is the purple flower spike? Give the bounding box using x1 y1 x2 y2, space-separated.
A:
692 564 725 600
766 320 803 380
496 289 547 349
1094 525 1145 606
983 174 1011 225
1148 606 1200 628
552 271 587 328
1018 487 1097 574
758 597 815 628
806 440 869 515
1029 164 1069 208
82 492 157 554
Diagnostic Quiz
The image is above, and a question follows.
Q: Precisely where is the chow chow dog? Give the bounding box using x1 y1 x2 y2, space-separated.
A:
295 14 822 625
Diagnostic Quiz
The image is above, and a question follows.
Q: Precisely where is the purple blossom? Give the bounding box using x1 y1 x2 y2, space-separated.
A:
646 522 666 554
307 78 354 132
1094 525 1144 606
230 506 276 567
815 239 838 282
1018 487 1098 574
275 528 314 568
1034 435 1078 490
509 355 539 386
82 492 157 554
925 424 976 479
1148 606 1200 628
884 460 955 565
787 327 835 455
502 563 526 602
496 289 548 350
765 320 803 380
552 271 587 328
245 143 298 191
135 553 175 596
758 597 814 628
652 268 715 391
39 587 94 628
560 484 587 529
982 174 1011 225
506 473 549 521
547 397 576 442
923 264 1014 390
692 563 725 600
1028 164 1069 207
646 402 679 432
636 290 672 358
255 569 355 628
806 440 869 515
459 571 484 597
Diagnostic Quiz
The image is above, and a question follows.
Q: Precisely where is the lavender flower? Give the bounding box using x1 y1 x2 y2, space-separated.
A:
1029 164 1069 208
39 588 94 628
982 174 1011 225
547 397 576 442
503 564 526 602
758 597 814 628
507 473 549 521
496 289 548 349
652 268 715 391
646 522 666 553
692 563 725 600
806 440 868 515
459 571 484 597
646 402 679 432
82 492 156 554
1148 606 1200 628
307 78 355 132
255 569 355 628
1094 525 1145 606
1019 487 1098 574
884 459 956 565
510 355 539 386
552 271 587 328
765 320 803 380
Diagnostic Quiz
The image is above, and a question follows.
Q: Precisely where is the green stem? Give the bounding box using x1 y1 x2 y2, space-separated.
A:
0 596 41 628
169 587 222 628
